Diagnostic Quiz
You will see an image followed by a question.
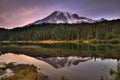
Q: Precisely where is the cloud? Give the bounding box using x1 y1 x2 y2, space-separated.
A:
0 7 39 28
0 7 38 22
0 13 9 22
17 8 38 17
21 17 36 26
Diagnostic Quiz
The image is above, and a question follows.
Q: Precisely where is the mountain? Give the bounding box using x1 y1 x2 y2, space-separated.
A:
36 57 92 68
30 11 96 25
96 18 107 22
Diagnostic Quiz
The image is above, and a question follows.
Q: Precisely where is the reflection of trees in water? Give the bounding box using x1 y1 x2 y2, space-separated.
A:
38 43 120 58
0 43 120 59
37 43 120 52
40 44 120 59
1 43 120 52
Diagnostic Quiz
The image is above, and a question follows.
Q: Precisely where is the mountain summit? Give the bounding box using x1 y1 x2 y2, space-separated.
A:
31 11 96 25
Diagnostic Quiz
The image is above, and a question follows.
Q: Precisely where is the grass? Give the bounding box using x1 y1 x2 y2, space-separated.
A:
1 40 79 44
115 63 120 80
109 63 120 80
100 76 104 80
0 64 69 80
1 39 120 44
1 65 49 80
110 68 116 76
61 76 70 80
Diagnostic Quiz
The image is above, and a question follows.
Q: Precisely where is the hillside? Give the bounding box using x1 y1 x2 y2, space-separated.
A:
0 19 120 43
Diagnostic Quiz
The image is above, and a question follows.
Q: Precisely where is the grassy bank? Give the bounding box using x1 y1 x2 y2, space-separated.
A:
0 40 80 44
1 65 49 80
1 39 120 44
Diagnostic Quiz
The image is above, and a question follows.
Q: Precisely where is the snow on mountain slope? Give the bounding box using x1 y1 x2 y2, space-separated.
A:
31 11 96 25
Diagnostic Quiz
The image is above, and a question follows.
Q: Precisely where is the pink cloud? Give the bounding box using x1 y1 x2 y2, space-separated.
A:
22 18 35 25
0 7 41 28
17 8 38 17
5 18 35 29
0 13 9 21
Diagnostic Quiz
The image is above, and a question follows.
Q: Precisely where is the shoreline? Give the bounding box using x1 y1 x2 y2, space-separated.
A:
0 39 120 44
0 40 80 44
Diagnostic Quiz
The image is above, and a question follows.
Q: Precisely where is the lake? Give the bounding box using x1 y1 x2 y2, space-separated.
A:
0 43 120 80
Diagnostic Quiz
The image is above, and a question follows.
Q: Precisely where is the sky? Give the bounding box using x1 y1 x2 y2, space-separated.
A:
0 0 120 29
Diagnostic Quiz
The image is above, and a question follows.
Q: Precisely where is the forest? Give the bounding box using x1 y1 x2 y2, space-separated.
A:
0 19 120 43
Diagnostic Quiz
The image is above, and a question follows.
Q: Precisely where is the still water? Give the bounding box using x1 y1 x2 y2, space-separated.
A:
0 53 118 80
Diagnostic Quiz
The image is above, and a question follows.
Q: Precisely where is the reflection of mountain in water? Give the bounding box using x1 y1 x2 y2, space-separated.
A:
36 57 92 68
0 53 117 80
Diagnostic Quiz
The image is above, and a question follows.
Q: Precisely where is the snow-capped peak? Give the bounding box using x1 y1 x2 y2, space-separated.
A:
30 11 97 25
97 18 107 22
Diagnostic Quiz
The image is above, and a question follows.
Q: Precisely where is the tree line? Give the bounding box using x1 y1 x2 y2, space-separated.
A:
0 19 120 41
